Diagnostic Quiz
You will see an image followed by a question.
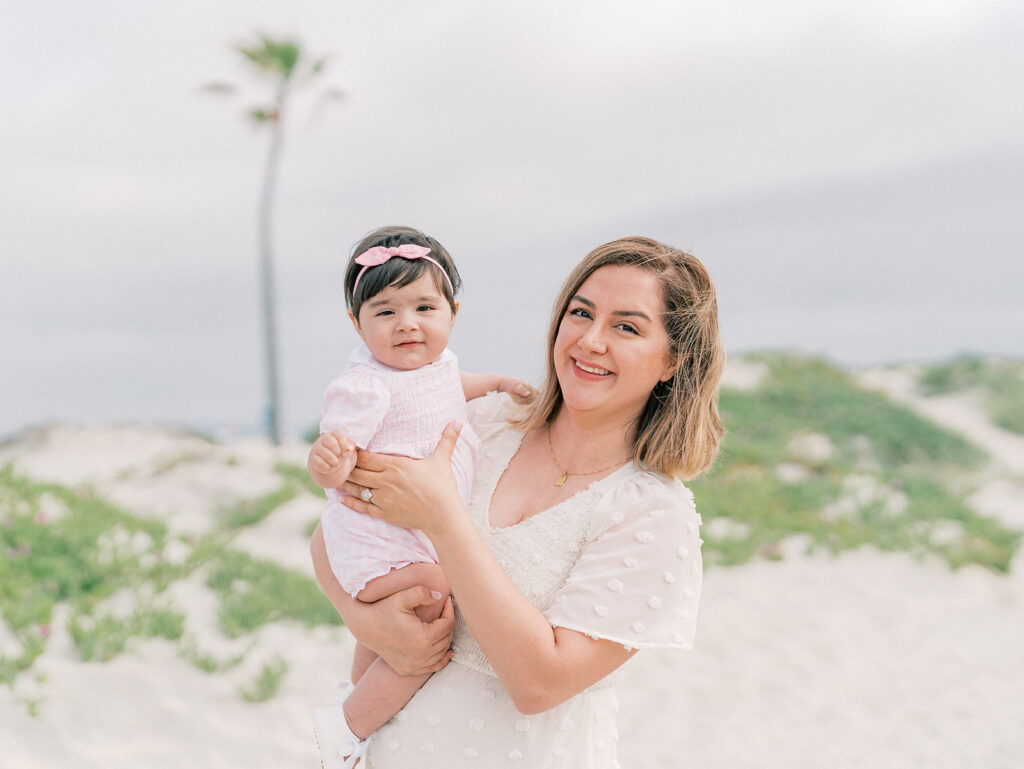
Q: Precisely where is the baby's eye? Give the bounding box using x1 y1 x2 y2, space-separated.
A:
376 309 394 317
417 304 436 312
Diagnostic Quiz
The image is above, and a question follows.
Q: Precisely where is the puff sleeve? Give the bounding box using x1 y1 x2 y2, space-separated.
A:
319 371 390 448
544 476 703 650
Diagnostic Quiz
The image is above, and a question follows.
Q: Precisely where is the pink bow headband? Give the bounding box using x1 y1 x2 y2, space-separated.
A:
351 244 454 299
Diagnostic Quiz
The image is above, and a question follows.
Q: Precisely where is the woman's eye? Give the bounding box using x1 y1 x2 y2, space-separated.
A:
616 323 639 335
569 307 592 319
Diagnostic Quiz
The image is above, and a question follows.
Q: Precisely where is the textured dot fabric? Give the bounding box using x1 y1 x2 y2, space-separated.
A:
364 393 703 768
319 344 479 597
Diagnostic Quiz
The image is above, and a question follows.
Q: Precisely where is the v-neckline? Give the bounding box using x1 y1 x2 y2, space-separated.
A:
483 429 635 533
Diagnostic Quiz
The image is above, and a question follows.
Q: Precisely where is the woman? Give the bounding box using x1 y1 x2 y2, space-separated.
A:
311 236 724 767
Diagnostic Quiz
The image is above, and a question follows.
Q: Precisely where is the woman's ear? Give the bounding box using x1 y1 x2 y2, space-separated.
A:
660 350 688 382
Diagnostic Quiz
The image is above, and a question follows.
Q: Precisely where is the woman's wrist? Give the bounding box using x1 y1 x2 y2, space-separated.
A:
418 489 469 542
424 500 475 553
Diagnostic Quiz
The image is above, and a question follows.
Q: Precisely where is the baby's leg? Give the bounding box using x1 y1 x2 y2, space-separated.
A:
350 641 377 685
344 562 449 739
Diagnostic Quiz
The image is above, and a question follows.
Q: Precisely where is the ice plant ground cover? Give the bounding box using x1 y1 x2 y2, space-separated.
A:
0 353 1021 768
695 355 1019 571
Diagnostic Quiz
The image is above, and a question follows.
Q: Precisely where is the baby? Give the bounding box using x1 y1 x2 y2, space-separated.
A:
310 226 529 767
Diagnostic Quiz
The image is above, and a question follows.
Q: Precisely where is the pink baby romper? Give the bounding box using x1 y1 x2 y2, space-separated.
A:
319 343 480 597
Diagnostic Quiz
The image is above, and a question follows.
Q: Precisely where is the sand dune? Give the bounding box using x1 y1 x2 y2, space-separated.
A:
1 374 1021 768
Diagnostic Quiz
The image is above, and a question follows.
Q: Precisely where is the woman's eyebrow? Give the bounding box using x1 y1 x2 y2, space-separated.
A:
571 294 652 321
570 294 595 309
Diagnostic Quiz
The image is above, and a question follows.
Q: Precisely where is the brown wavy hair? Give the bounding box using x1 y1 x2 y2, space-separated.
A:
512 236 724 479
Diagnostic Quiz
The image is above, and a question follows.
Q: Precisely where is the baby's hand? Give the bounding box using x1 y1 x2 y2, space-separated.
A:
308 431 358 488
497 376 533 400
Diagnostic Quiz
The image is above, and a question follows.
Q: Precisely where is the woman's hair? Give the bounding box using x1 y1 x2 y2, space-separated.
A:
512 236 725 479
344 226 461 318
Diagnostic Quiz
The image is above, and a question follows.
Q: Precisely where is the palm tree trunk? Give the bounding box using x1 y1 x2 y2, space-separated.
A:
257 96 285 444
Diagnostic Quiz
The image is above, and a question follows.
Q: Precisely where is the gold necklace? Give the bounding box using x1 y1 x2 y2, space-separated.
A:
546 427 631 486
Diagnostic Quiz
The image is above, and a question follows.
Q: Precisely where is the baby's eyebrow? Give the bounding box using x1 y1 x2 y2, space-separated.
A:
571 294 652 322
365 293 442 309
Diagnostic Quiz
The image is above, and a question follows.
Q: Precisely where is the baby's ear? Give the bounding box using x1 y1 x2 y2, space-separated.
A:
348 309 360 332
451 301 460 322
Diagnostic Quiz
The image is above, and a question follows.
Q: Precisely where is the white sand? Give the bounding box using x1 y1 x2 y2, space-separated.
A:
721 358 769 392
619 549 1024 769
1 408 1022 768
858 368 1024 476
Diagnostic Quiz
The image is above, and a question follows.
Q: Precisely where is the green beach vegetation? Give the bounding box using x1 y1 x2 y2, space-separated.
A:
0 461 338 713
918 355 1024 435
691 355 1018 572
1 353 1020 712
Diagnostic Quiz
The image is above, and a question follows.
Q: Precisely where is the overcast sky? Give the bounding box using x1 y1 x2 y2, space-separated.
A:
3 0 1022 439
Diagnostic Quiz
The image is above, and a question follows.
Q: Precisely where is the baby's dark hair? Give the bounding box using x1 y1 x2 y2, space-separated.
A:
344 226 461 318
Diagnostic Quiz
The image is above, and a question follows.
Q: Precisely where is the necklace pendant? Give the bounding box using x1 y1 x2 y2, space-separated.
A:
556 472 568 486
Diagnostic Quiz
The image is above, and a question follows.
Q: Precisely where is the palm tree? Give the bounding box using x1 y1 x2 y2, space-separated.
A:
204 33 341 444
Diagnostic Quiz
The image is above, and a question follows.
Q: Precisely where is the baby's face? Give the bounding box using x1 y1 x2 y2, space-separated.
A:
351 272 455 370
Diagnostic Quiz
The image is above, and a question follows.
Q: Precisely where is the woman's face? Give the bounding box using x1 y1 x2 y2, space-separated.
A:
553 264 676 425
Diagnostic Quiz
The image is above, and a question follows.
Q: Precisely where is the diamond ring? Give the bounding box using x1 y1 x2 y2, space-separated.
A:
360 487 373 503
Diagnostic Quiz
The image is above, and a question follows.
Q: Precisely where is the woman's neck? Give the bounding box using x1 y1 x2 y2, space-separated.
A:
547 409 634 471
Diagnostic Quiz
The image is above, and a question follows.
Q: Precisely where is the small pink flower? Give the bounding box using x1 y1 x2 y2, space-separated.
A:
39 625 52 638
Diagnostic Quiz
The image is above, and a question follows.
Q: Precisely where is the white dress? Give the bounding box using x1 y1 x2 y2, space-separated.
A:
364 393 704 769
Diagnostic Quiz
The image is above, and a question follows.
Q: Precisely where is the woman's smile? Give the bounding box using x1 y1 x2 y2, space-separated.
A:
571 357 613 378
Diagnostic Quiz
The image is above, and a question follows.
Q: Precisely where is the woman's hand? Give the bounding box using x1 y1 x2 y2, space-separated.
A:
351 588 455 675
342 423 464 539
310 524 454 676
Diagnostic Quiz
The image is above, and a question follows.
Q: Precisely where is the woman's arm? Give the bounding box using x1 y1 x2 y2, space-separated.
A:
343 428 636 714
420 500 636 713
310 523 454 676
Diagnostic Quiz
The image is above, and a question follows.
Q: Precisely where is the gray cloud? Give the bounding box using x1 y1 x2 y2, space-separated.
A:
3 0 1022 437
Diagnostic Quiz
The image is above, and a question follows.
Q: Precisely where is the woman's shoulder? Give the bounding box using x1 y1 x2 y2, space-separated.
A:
590 466 700 537
546 466 704 652
465 392 524 441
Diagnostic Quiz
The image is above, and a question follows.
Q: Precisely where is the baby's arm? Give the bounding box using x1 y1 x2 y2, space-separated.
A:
460 371 532 401
308 430 359 490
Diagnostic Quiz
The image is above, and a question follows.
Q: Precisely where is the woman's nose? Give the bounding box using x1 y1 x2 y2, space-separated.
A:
580 324 607 354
